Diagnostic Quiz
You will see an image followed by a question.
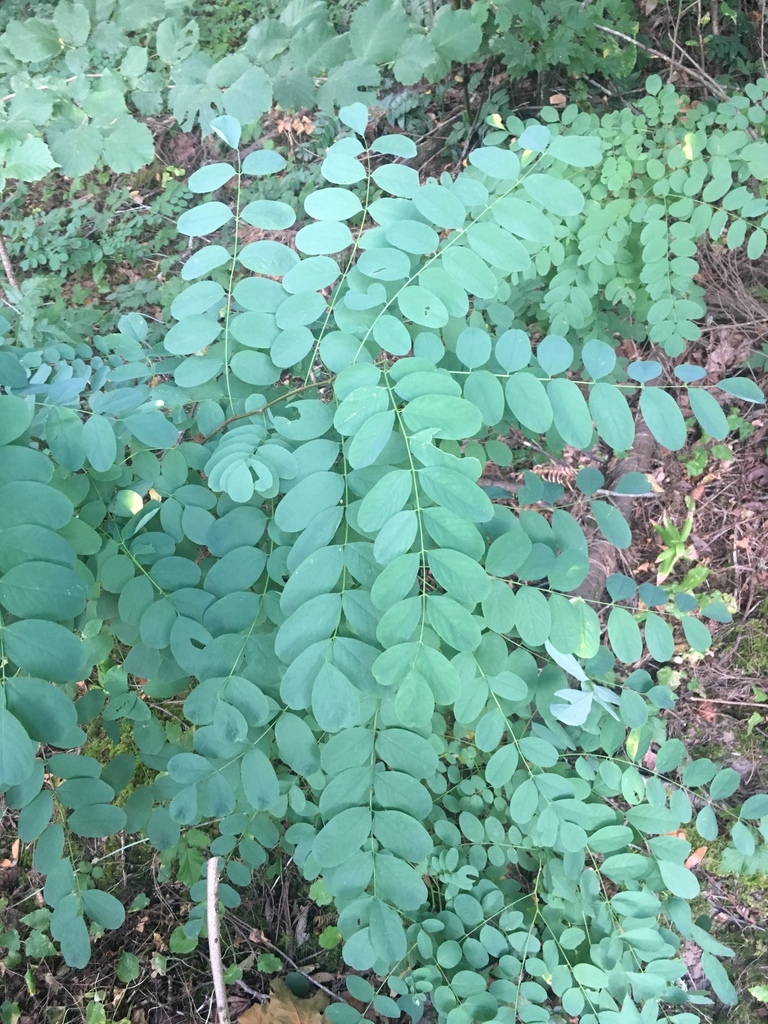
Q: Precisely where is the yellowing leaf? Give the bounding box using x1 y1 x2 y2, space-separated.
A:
239 980 328 1024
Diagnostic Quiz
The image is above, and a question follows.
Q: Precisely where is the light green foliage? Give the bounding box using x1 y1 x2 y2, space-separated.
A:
1 98 767 1021
484 75 768 357
0 0 639 184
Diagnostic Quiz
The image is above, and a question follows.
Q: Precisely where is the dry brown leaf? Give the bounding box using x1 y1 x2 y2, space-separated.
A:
697 701 718 722
239 980 329 1024
549 93 567 106
0 839 20 867
685 845 708 870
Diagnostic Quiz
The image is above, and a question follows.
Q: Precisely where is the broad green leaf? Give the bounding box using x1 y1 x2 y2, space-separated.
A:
239 240 299 276
419 467 493 523
430 5 482 61
7 676 82 747
386 219 440 255
17 790 53 843
82 415 118 472
485 745 519 788
312 662 362 732
519 736 558 768
376 728 438 778
275 472 344 533
441 245 497 299
514 586 551 646
607 607 642 663
358 470 412 532
506 373 553 433
0 395 33 445
81 890 125 930
536 335 573 375
0 706 37 788
0 561 87 621
657 859 700 899
496 329 532 371
295 221 353 256
51 894 90 969
548 378 593 448
492 198 554 242
523 174 584 216
701 951 737 1005
469 146 520 181
374 854 427 911
640 387 687 450
2 619 86 682
313 807 372 868
242 150 287 176
241 747 280 812
427 549 491 605
373 163 420 198
413 183 466 229
177 201 233 237
682 615 712 652
455 329 491 370
582 339 616 380
716 377 764 403
590 500 631 549
349 0 409 62
589 382 635 450
468 222 530 272
69 802 127 838
187 163 236 193
5 137 58 180
547 135 602 167
485 526 532 577
644 612 674 662
402 395 481 440
305 188 363 221
348 410 395 468
241 200 296 230
373 810 432 861
358 247 411 282
398 286 449 328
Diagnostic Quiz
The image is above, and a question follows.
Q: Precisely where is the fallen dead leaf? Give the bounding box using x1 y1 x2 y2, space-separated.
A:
239 980 329 1024
0 838 20 867
685 845 708 870
697 701 718 722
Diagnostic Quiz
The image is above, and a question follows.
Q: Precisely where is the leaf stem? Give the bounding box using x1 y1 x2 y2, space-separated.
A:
202 377 333 441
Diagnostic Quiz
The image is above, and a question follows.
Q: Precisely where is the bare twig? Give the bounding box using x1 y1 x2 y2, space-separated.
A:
583 76 642 115
0 236 18 292
207 857 231 1024
247 929 346 1003
595 24 730 101
202 377 331 442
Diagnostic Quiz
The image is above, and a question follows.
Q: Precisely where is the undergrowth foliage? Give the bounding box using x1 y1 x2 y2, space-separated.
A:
1 94 768 1024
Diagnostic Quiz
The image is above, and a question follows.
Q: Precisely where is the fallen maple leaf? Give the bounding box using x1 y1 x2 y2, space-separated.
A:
239 980 329 1024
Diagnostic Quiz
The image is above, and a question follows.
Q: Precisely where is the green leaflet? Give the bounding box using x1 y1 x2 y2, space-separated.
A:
589 382 635 450
505 372 553 433
0 705 38 788
640 387 688 450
